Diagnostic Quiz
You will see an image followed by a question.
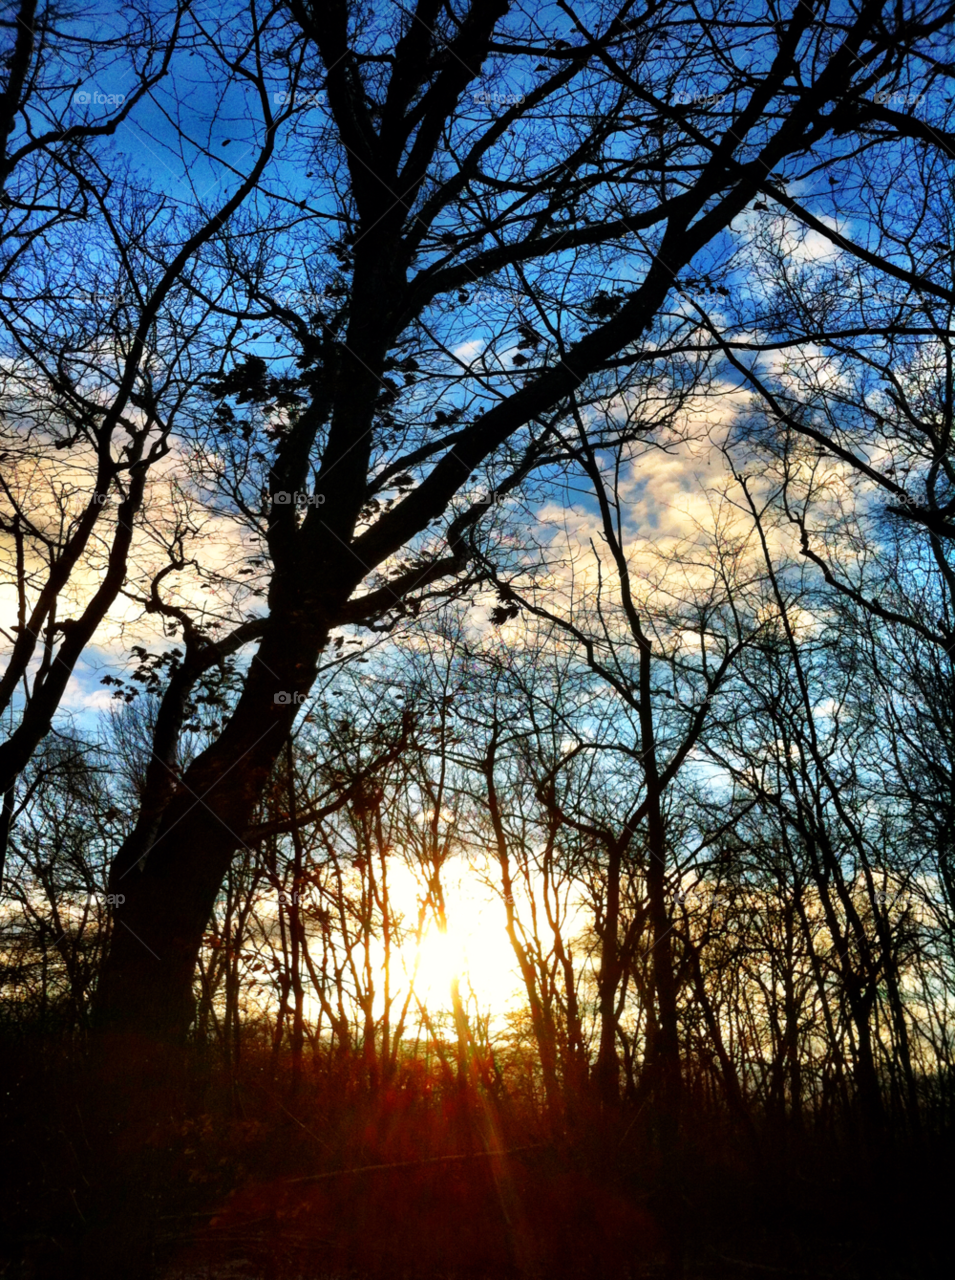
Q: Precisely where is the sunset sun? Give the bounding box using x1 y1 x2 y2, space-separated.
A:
395 871 524 1016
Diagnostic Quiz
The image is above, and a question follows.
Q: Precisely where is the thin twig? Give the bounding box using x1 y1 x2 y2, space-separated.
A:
282 1142 549 1184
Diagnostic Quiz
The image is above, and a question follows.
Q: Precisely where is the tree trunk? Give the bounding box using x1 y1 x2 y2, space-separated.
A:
93 617 330 1040
644 789 681 1144
595 838 622 1106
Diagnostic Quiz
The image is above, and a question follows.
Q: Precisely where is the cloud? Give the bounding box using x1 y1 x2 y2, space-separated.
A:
61 673 116 716
451 339 484 367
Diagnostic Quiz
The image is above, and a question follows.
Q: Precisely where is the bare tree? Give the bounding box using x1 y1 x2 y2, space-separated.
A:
0 1 294 882
77 0 955 1045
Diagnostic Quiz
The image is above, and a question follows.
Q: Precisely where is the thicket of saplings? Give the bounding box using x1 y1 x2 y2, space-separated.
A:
2 604 953 1278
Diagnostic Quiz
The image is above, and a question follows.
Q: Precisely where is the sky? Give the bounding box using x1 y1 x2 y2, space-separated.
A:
3 0 943 735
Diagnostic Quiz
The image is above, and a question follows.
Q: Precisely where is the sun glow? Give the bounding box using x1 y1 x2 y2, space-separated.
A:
278 859 538 1036
414 924 466 993
392 865 525 1017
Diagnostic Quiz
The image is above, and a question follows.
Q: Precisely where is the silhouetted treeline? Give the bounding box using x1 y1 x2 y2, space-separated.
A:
5 0 955 1275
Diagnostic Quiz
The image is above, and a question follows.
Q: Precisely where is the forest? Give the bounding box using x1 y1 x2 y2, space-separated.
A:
2 1 955 1276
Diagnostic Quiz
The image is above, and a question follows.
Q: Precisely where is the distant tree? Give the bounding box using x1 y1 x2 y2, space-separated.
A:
0 732 119 1030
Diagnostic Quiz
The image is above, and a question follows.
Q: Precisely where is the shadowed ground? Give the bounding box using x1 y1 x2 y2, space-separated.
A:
2 1036 949 1280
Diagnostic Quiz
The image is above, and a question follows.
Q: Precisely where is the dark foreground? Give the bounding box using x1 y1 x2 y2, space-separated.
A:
1 1036 949 1280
